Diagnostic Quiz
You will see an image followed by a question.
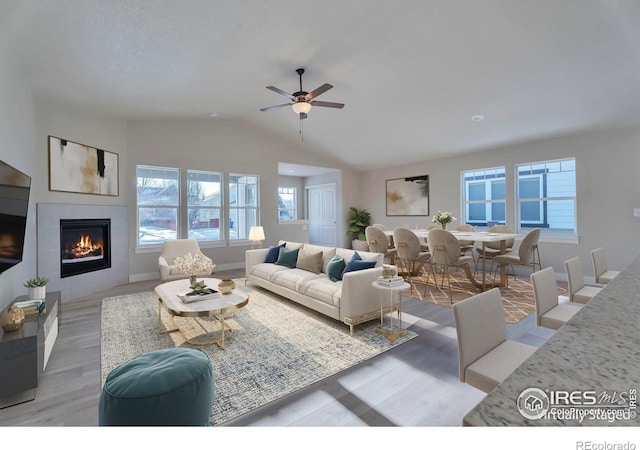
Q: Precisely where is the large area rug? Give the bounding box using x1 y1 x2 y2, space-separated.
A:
101 280 417 425
401 267 568 323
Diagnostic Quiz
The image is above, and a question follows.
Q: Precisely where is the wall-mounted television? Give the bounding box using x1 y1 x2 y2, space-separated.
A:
0 160 31 274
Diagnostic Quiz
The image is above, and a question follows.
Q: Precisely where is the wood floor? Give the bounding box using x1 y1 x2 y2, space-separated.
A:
0 268 555 427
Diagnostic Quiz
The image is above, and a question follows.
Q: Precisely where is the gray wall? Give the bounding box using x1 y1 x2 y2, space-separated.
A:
360 125 640 278
0 40 37 312
126 118 357 280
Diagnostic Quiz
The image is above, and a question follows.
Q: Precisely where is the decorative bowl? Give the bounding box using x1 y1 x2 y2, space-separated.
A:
218 279 236 295
1 305 26 332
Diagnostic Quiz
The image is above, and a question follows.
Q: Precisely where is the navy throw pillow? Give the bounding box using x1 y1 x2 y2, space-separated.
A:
265 243 286 264
326 255 346 282
342 251 376 277
342 259 376 277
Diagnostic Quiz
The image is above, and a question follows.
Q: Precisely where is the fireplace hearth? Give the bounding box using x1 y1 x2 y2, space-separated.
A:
60 218 111 278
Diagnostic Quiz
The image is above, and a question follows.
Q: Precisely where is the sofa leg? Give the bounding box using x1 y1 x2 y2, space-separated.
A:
349 324 354 336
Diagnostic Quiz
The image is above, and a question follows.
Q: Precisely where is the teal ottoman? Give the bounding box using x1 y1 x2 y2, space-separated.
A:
99 348 215 426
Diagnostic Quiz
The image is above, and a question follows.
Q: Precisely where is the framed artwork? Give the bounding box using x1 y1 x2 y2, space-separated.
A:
48 136 119 196
386 175 429 216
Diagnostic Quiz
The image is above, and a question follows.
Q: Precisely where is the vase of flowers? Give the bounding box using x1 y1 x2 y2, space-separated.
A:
173 252 215 292
432 211 456 230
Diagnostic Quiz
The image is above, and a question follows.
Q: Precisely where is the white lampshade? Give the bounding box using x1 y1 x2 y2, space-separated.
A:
291 101 312 115
249 226 265 242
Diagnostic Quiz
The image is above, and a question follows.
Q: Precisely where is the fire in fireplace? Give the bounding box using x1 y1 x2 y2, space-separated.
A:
60 218 111 278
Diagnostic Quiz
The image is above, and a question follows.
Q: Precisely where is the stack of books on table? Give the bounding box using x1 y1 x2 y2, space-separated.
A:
14 299 45 316
178 288 220 304
376 276 405 288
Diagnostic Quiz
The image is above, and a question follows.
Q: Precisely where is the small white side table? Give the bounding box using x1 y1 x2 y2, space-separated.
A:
372 280 410 344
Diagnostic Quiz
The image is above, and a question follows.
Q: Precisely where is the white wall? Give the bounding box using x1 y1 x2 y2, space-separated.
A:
360 125 640 277
0 40 37 311
127 118 357 280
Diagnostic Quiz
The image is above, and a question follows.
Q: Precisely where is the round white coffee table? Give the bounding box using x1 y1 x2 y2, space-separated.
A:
154 277 248 348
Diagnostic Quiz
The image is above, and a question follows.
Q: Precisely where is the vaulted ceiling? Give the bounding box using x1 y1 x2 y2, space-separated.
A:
2 0 640 171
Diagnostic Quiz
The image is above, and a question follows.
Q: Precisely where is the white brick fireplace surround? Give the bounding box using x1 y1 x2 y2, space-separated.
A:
37 203 129 301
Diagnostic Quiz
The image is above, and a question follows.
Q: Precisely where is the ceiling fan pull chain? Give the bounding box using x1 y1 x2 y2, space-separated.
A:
299 116 304 141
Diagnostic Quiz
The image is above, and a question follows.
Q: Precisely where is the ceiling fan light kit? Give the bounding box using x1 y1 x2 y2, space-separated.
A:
260 68 345 120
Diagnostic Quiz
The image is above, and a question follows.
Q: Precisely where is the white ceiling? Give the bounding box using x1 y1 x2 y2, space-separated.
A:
2 0 640 172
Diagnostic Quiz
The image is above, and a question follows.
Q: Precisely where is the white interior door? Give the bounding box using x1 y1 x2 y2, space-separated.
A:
307 183 336 246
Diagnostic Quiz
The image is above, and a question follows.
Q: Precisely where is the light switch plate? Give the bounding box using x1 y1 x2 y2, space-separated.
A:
634 208 640 217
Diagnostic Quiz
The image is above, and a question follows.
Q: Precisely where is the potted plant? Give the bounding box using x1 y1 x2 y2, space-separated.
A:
24 276 49 300
346 207 372 251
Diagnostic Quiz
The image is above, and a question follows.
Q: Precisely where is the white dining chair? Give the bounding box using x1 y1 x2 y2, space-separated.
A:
453 288 537 393
564 257 602 304
531 267 581 330
591 247 620 284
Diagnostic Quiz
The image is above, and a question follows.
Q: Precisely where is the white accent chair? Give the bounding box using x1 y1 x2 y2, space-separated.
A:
158 239 214 281
564 257 602 304
591 247 620 284
452 288 537 393
530 267 581 330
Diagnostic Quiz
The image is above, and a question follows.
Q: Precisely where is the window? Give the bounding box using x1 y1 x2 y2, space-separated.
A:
229 174 259 241
137 166 180 245
516 158 576 236
187 170 222 242
278 186 297 221
461 167 506 227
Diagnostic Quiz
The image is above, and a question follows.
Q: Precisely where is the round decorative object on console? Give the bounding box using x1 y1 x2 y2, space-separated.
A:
1 305 26 332
218 279 236 295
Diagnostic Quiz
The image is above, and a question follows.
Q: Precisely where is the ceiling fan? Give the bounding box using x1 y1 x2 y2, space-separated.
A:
260 68 345 120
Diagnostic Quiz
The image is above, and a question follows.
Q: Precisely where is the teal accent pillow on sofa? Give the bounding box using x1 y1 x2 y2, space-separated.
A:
275 246 300 268
326 255 346 282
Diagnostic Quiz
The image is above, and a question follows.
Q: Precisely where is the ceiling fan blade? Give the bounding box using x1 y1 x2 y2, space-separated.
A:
305 83 333 100
260 103 292 112
311 100 345 109
266 86 295 100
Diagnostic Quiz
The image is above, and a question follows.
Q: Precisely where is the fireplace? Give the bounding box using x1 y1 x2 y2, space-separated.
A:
60 218 111 278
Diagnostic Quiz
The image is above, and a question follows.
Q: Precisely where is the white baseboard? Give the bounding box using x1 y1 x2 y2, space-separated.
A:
128 261 246 283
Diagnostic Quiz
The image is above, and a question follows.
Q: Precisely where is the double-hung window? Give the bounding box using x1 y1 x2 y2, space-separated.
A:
187 170 223 242
136 166 180 245
461 167 506 227
516 158 576 237
229 174 259 241
278 186 297 221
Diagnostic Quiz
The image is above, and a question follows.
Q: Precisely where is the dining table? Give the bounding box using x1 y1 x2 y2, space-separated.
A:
383 228 521 291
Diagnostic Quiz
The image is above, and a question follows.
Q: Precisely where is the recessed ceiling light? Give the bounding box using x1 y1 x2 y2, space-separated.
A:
287 170 294 173
472 115 485 121
210 112 218 117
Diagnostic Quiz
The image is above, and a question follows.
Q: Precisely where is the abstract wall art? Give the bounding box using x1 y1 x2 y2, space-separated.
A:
386 175 429 216
48 136 119 196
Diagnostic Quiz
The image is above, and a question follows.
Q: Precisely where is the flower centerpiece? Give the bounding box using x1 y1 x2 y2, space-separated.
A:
173 252 215 293
432 211 456 230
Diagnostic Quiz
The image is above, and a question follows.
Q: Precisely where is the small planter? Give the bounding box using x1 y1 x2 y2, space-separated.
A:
29 286 46 300
352 239 370 252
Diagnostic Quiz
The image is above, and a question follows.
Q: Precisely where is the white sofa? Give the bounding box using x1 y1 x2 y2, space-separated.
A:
245 241 386 335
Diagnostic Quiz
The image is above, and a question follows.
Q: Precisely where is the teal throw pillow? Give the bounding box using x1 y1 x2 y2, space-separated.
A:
326 255 346 282
342 252 376 277
265 243 285 263
275 246 299 268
